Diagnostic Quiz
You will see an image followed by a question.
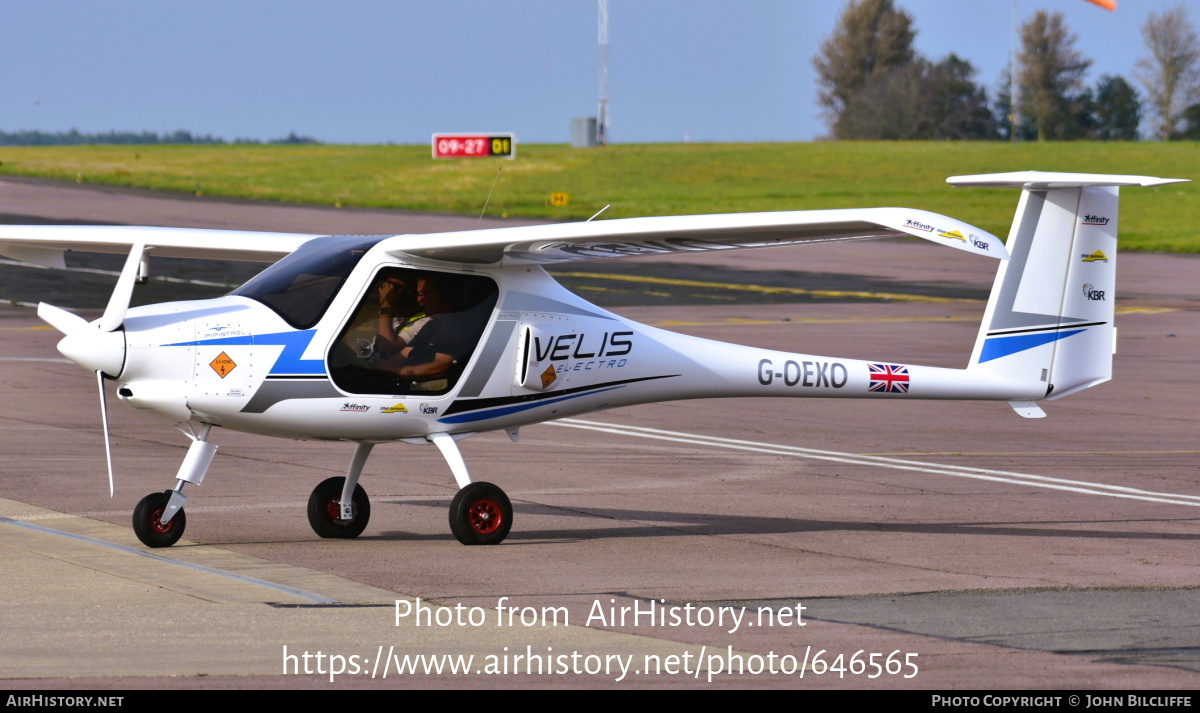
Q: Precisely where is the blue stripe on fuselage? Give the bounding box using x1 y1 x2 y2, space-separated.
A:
167 330 325 375
979 329 1085 363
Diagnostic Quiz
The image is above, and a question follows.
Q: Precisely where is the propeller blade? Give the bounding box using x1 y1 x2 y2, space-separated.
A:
97 371 115 497
99 243 146 333
37 302 88 335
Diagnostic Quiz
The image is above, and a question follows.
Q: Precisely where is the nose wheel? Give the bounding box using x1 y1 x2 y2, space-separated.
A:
449 482 512 545
133 490 186 548
307 476 371 538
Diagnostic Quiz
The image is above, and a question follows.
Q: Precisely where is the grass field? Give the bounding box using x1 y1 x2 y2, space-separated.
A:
0 141 1196 251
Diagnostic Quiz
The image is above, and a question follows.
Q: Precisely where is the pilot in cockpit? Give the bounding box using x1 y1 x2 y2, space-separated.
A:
389 275 488 391
330 269 496 395
374 273 428 357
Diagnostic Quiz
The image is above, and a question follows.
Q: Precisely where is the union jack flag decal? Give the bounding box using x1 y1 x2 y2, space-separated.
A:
868 363 910 393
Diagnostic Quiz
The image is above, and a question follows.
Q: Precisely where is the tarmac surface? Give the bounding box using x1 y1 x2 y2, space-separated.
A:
0 178 1197 689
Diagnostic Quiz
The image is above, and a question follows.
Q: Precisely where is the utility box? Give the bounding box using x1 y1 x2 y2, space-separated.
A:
571 117 598 148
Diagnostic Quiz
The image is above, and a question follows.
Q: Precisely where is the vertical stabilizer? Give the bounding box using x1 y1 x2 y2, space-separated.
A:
951 172 1186 402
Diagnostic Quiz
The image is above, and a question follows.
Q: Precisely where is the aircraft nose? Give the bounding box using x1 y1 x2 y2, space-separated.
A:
57 327 126 378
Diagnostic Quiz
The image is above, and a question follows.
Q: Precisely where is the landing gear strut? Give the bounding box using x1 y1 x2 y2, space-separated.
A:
428 432 513 545
131 423 216 548
307 443 372 539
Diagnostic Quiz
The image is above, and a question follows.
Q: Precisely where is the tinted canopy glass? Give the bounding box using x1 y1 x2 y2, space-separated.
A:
232 235 383 329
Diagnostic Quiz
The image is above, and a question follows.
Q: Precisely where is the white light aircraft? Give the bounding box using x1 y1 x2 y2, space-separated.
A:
0 171 1183 547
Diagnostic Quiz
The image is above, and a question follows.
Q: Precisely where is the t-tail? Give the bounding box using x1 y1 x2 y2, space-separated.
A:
955 171 1187 417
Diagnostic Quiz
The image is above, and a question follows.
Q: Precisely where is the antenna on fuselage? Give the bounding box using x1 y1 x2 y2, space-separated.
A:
586 205 611 221
478 166 503 225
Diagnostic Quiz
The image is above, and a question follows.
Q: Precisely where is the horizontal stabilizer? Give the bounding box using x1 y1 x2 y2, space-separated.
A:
948 171 1188 189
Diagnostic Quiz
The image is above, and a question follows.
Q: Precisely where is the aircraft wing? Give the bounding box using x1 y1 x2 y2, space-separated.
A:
0 225 320 268
382 207 1008 265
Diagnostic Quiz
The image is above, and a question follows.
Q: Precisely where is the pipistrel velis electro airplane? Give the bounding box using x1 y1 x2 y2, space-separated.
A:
0 171 1184 548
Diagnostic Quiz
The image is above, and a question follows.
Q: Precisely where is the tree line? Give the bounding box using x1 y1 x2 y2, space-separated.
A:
814 0 1200 141
0 129 320 147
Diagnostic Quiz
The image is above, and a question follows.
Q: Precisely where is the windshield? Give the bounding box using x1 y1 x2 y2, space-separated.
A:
232 235 384 329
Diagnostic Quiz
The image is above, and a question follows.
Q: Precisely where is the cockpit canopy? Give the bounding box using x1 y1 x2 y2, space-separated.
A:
232 235 384 329
329 267 498 396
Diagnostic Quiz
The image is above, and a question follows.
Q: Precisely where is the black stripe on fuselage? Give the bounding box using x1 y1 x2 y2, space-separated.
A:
441 374 680 417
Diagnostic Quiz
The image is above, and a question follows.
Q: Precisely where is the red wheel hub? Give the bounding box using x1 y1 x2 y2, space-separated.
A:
325 500 353 525
149 508 174 534
468 498 502 535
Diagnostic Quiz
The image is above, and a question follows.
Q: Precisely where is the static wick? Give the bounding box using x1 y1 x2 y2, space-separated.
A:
478 166 503 225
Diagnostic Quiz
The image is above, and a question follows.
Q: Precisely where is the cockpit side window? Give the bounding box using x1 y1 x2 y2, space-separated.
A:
232 235 383 330
329 267 499 396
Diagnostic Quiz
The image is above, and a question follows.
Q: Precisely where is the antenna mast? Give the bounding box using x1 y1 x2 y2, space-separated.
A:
597 0 609 146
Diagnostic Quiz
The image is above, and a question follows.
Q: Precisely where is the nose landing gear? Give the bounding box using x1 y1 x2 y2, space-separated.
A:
132 490 187 548
131 423 215 548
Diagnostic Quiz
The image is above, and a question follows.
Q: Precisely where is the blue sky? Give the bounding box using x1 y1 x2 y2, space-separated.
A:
1 1 1193 144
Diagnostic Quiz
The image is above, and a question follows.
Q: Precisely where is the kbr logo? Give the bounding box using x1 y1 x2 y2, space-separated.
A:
1083 283 1106 301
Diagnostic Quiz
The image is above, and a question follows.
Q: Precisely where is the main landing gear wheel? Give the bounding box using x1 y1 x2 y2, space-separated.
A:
449 482 512 546
132 490 186 548
307 476 371 539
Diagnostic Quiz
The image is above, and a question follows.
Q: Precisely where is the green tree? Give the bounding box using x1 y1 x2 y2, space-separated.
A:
993 69 1038 141
813 0 916 139
1017 10 1092 141
1092 75 1141 140
1135 4 1200 140
926 55 996 139
839 55 995 140
1182 103 1200 139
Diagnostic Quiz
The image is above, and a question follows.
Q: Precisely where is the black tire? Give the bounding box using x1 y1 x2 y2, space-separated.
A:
132 490 186 548
307 476 370 539
449 482 512 545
